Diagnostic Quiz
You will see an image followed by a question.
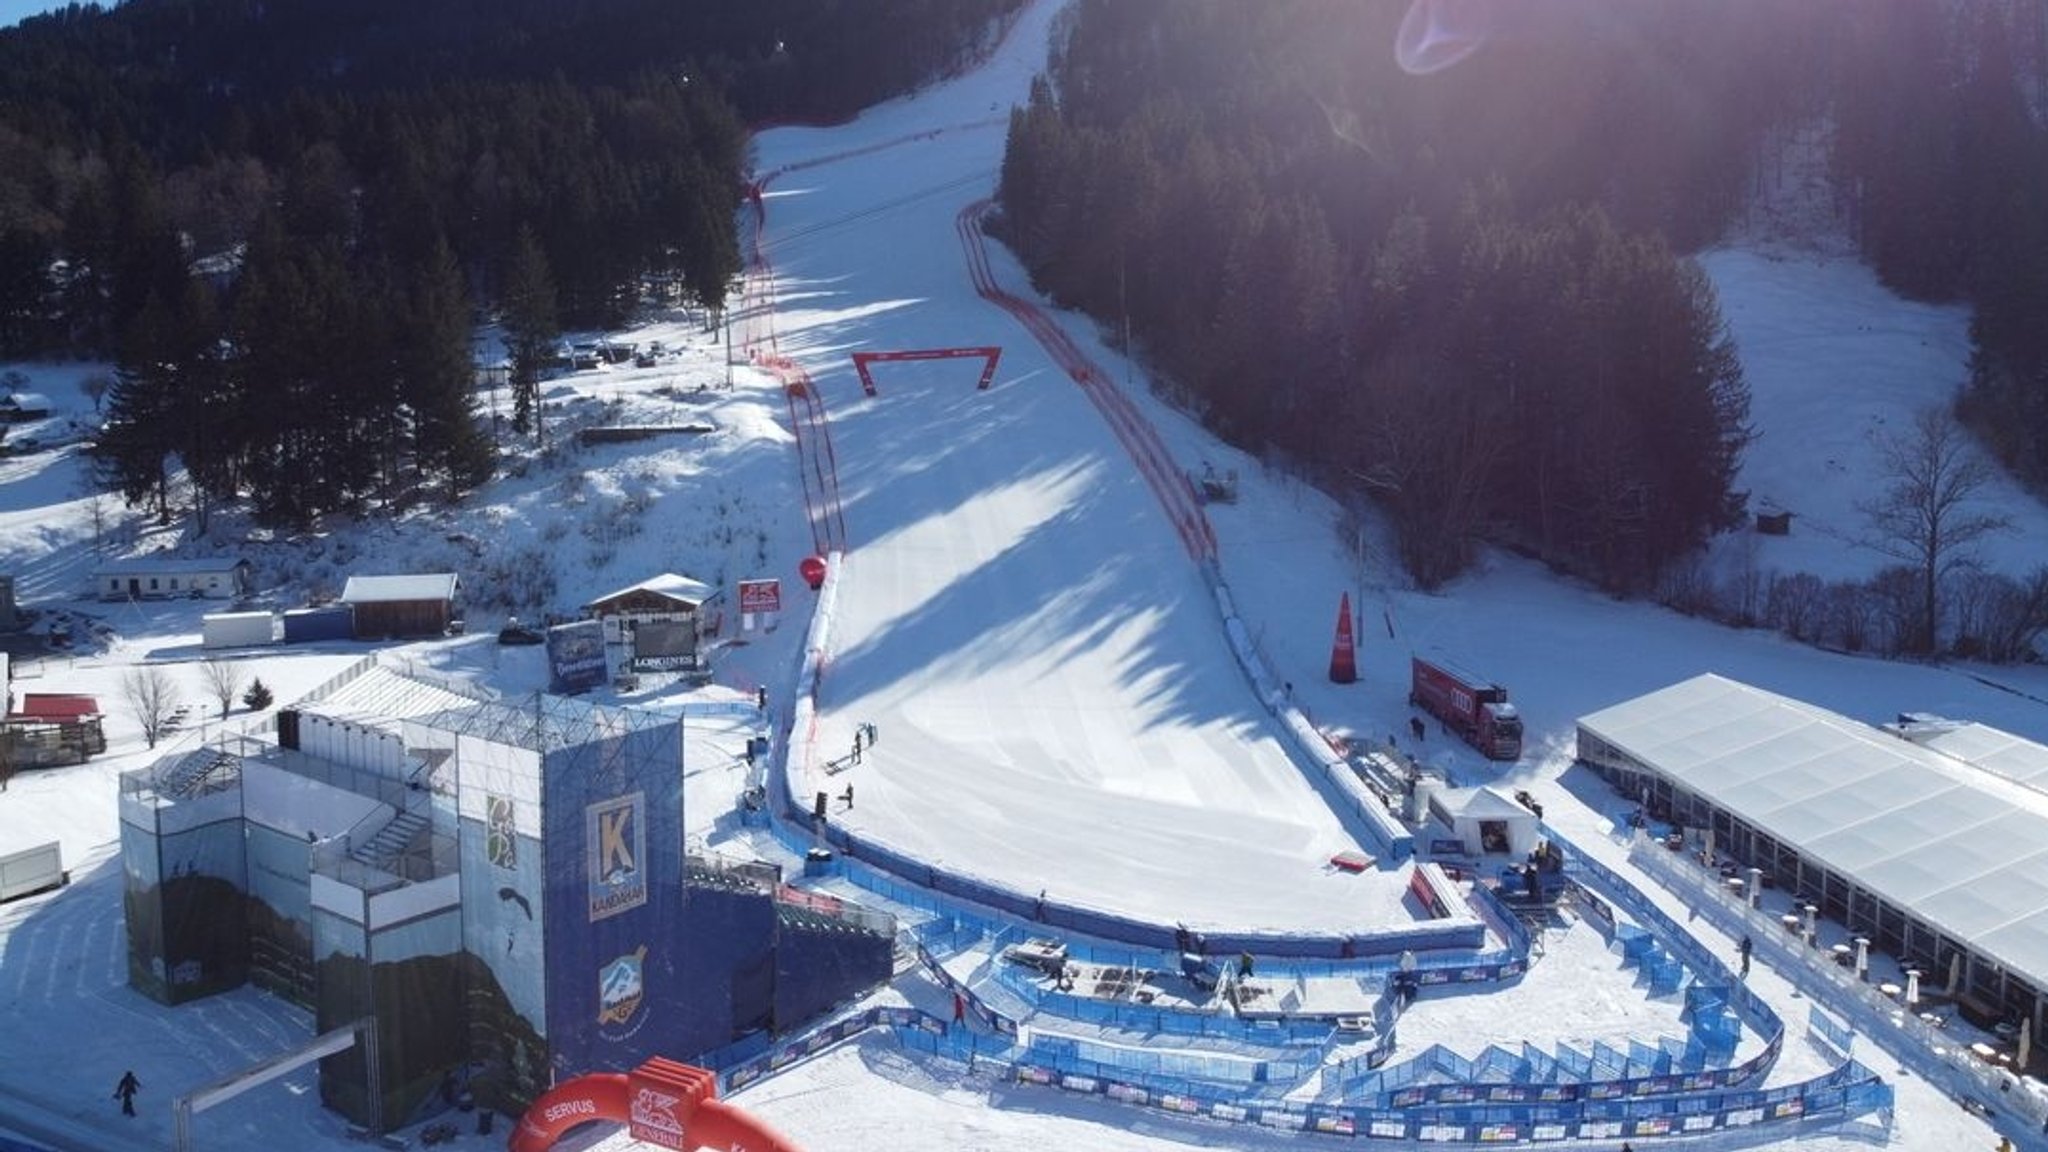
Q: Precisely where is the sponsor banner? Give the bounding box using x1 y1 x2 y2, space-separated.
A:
738 578 782 614
597 946 649 1038
547 619 608 694
587 793 648 922
486 795 517 869
627 1082 686 1150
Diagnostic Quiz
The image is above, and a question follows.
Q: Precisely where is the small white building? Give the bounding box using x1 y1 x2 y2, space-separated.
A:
96 557 254 602
0 391 51 422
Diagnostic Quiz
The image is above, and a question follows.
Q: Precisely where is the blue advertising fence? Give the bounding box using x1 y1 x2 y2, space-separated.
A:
707 1002 1890 1145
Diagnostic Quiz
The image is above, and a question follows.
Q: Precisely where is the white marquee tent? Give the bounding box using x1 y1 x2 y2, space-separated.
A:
1577 673 2048 1026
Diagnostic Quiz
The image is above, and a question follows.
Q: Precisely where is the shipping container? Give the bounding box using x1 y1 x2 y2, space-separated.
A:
0 841 65 902
202 610 279 649
282 605 355 644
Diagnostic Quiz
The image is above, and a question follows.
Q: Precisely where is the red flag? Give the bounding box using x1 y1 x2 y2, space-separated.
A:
1329 592 1357 683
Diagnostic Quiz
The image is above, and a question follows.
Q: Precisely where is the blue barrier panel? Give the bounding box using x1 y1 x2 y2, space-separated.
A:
1808 1006 1856 1056
1471 1045 1526 1082
1649 954 1687 993
1685 984 1726 1018
1628 1039 1666 1076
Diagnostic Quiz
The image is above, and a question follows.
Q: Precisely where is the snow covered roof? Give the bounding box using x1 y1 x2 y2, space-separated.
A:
1454 787 1539 821
1906 721 2048 794
1 391 51 412
295 663 490 727
340 573 460 603
585 572 714 609
95 556 249 577
1579 673 2048 988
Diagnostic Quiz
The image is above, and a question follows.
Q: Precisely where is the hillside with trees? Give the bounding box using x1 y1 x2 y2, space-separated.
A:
995 0 2048 594
0 0 1022 522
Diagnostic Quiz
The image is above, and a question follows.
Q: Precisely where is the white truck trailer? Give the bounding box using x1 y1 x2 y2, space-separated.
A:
202 610 278 649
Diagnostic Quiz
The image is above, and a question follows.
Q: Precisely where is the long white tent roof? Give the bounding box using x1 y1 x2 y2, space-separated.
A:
1579 673 2048 988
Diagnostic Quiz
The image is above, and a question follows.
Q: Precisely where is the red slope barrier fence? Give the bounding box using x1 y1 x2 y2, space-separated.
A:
955 200 1216 563
745 175 846 555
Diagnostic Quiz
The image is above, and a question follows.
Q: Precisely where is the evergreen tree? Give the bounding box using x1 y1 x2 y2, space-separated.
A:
403 237 496 495
501 225 558 441
99 290 184 522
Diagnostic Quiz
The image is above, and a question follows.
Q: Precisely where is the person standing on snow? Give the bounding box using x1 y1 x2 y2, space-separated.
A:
114 1070 141 1117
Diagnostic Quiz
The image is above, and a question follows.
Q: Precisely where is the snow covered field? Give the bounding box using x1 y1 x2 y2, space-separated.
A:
5 0 2048 1149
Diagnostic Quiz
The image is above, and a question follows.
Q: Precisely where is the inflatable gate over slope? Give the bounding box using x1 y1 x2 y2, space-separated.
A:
510 1057 800 1152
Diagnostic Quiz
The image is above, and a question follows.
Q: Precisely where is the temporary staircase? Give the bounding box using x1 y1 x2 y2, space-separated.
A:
348 809 432 875
155 749 240 798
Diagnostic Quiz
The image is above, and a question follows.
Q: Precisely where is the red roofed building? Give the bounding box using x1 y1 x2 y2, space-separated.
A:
3 691 107 768
15 693 99 722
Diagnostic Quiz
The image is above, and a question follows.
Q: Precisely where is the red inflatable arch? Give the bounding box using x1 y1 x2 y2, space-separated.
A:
510 1058 801 1152
850 346 1002 395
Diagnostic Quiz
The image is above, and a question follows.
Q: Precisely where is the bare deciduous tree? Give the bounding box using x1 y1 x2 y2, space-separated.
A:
1857 407 2013 654
199 657 245 718
1355 351 1506 590
121 667 179 750
1764 571 1827 642
1959 566 2048 664
79 371 113 416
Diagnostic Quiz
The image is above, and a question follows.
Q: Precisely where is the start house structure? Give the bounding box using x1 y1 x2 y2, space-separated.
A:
116 660 892 1134
1576 673 2048 1036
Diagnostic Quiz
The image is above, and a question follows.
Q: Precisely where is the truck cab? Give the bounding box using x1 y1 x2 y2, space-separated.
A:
1480 701 1522 760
